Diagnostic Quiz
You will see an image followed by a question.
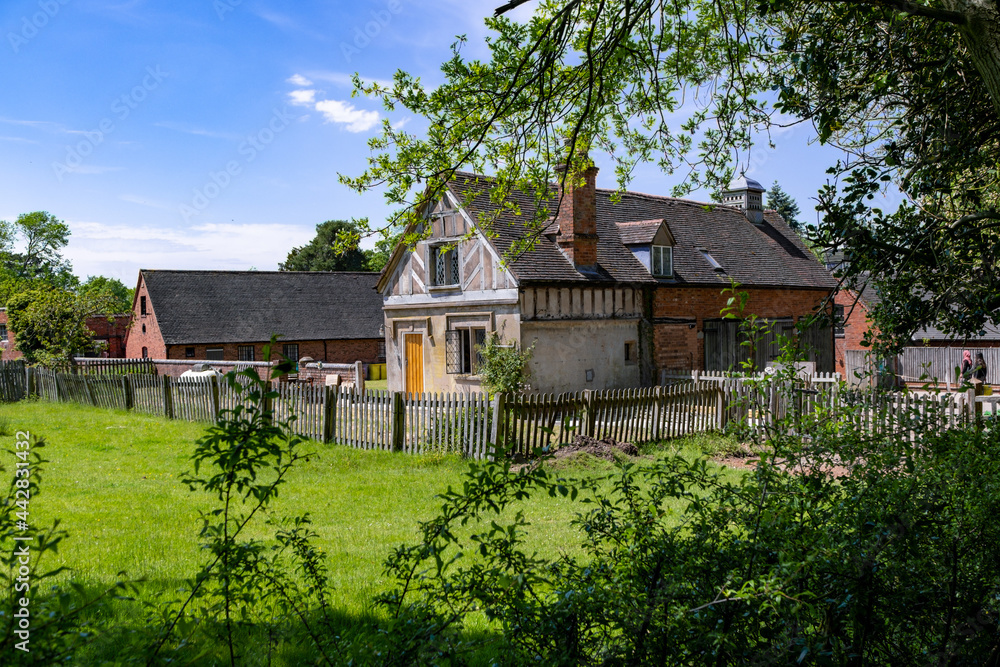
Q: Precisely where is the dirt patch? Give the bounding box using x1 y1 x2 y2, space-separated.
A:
713 450 853 478
552 435 639 461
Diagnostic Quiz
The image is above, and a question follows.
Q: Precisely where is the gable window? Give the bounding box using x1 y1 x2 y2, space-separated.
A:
430 245 460 287
238 345 255 361
445 327 486 374
141 346 148 358
206 348 224 361
834 304 846 337
651 245 673 278
140 296 147 316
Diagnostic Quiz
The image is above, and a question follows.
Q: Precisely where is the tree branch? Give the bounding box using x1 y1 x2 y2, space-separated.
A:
816 0 969 25
495 0 533 16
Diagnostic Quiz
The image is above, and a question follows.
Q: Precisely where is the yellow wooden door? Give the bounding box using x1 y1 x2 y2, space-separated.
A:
405 334 424 395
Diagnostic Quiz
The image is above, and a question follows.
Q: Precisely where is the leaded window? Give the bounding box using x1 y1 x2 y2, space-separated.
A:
431 245 460 286
445 327 486 374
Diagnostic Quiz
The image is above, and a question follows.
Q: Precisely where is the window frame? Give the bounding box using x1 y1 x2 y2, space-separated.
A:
834 304 846 337
140 296 147 316
282 343 300 363
185 347 195 358
238 345 255 362
429 243 461 288
651 245 674 278
205 348 224 361
445 326 487 374
624 340 638 365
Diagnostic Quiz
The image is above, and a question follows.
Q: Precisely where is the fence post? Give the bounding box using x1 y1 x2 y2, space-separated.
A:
210 375 220 422
25 367 34 400
715 386 725 430
651 385 663 441
489 392 507 457
262 380 273 424
162 375 174 419
354 361 365 395
389 391 405 451
122 376 134 411
582 389 596 438
323 386 337 443
82 375 96 407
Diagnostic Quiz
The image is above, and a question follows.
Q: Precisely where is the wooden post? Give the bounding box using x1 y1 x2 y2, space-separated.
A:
389 391 405 451
651 385 663 441
262 380 273 424
210 375 221 422
583 389 596 438
84 375 97 407
716 386 725 430
122 376 133 411
354 361 365 395
323 386 337 443
489 392 507 459
162 375 174 419
25 366 34 400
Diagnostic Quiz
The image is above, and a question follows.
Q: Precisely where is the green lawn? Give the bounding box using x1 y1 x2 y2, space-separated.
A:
0 400 740 663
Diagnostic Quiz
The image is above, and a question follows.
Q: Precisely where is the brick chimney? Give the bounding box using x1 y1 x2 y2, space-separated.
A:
555 160 599 269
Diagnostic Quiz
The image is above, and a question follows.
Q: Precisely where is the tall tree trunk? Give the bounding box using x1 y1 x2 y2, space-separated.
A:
948 0 1000 116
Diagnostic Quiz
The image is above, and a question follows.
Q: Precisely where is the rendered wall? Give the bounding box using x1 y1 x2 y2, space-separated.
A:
521 319 642 393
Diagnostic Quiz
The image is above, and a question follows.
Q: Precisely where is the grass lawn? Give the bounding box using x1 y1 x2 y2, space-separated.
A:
0 400 742 664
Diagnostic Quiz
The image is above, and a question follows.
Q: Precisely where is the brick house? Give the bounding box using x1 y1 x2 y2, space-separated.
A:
124 270 385 365
0 308 130 360
377 168 836 395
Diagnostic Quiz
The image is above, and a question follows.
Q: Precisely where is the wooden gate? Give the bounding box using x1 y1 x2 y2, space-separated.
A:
405 333 424 395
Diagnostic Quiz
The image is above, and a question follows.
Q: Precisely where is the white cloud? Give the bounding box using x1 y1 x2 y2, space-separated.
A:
304 70 394 90
62 220 316 280
287 74 313 87
288 89 317 106
315 100 380 133
154 121 240 141
391 117 411 130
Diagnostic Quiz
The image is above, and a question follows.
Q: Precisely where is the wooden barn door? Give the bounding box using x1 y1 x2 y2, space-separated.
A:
405 333 424 395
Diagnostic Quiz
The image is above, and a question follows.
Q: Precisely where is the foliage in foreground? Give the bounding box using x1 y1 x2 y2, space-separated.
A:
362 389 1000 664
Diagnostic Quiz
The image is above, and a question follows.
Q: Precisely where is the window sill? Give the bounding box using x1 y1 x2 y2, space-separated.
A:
428 284 461 293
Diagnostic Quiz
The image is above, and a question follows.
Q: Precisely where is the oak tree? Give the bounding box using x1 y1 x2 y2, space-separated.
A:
341 0 1000 347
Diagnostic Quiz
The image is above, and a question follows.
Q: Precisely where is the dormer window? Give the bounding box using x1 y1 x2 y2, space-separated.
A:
651 245 673 278
430 244 460 287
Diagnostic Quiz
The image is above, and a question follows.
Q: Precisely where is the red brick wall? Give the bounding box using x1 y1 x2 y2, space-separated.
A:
653 322 699 372
0 309 130 360
85 315 131 358
124 275 167 359
833 289 875 375
163 339 383 364
0 310 19 360
556 166 599 267
653 286 831 371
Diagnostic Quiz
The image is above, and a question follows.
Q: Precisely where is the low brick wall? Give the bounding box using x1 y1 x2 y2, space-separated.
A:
298 361 364 391
150 359 273 378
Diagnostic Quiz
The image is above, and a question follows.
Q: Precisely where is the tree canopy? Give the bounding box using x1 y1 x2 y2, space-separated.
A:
341 0 1000 348
78 276 134 314
767 181 803 232
279 220 368 272
6 288 94 367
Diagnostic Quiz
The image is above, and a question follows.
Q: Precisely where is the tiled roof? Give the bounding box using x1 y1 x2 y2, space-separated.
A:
448 173 837 289
448 174 655 285
141 270 383 345
616 220 665 244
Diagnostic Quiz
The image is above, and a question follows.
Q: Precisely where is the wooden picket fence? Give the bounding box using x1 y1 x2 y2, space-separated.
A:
14 363 983 459
497 384 721 455
72 358 157 375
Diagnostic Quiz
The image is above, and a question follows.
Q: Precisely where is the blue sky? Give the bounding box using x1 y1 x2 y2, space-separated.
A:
1 0 848 286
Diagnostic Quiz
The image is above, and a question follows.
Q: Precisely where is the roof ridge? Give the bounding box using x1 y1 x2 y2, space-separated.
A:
140 269 380 275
